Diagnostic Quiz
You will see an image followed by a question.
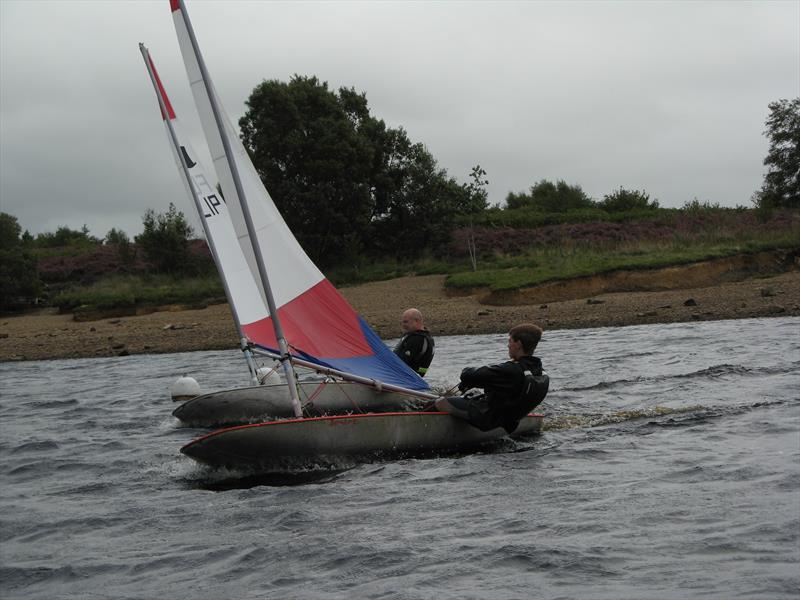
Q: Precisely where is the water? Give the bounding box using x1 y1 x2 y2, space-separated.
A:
1 316 798 599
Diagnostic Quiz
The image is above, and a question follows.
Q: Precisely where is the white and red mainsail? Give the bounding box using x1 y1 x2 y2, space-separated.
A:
167 0 428 392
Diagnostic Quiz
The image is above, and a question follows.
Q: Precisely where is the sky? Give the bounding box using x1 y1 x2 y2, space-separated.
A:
1 0 798 240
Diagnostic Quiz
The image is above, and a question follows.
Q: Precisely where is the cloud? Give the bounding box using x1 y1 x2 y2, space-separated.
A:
1 0 797 238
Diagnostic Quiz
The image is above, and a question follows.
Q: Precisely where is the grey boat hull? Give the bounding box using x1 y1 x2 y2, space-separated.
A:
172 381 429 427
180 411 544 471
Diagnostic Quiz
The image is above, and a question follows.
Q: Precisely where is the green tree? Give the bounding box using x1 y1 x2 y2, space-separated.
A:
370 142 483 257
754 98 800 210
240 76 373 266
104 227 128 245
0 213 41 309
240 75 485 265
135 203 194 273
506 179 594 212
462 165 490 211
600 187 659 212
34 224 100 248
105 227 135 266
682 198 721 212
0 212 21 251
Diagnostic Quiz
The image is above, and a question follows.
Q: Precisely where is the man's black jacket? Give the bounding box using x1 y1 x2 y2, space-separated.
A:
459 355 548 433
393 329 435 376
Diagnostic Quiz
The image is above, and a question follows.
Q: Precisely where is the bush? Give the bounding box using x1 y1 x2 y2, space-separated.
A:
600 188 659 212
104 228 135 266
51 274 224 312
0 213 42 309
34 225 100 248
505 180 594 212
134 203 195 274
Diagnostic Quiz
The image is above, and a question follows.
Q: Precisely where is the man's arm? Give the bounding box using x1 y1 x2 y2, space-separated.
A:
460 362 519 393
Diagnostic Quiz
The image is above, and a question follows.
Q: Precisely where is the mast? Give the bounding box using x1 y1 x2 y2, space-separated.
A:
139 43 260 384
173 0 303 417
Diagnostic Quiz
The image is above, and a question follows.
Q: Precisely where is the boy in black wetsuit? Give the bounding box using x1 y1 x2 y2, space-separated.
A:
435 323 549 433
393 308 435 377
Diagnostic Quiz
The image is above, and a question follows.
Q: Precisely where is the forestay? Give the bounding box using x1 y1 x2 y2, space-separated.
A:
169 0 428 392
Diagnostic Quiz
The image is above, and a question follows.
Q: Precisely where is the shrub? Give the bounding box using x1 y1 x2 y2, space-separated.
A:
600 188 659 212
34 225 100 248
0 213 42 309
134 203 195 274
505 180 595 212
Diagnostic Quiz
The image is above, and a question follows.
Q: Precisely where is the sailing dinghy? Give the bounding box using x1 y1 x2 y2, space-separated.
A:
147 0 543 470
141 37 434 428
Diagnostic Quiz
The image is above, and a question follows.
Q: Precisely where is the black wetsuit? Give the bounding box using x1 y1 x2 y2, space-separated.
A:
457 355 549 433
393 329 435 377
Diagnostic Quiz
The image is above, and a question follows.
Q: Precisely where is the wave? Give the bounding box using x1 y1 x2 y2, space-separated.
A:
10 440 60 454
542 399 791 432
559 362 800 393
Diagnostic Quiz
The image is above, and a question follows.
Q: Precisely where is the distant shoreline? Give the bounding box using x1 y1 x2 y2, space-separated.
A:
1 271 798 362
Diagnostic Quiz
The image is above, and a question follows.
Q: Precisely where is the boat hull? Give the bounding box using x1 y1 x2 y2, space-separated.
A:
172 381 428 427
180 412 544 470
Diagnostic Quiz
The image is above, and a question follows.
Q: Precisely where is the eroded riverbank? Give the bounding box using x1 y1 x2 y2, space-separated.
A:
1 270 798 362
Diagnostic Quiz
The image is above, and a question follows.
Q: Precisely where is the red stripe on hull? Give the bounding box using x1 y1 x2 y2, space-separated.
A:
242 279 373 358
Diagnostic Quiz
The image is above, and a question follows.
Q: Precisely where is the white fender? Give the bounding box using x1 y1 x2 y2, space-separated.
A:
256 362 282 385
170 375 201 402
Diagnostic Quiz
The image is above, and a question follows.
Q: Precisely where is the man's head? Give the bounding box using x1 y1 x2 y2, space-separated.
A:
401 308 424 333
507 323 543 360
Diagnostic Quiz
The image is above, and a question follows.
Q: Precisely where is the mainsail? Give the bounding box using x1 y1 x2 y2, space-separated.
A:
140 45 267 349
169 0 428 392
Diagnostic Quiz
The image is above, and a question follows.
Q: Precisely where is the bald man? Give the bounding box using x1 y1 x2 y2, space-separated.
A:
393 308 435 377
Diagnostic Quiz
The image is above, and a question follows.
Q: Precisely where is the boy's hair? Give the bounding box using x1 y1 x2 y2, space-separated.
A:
509 323 543 354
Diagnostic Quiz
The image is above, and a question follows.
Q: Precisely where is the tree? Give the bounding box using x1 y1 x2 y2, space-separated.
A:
682 198 721 212
599 188 659 212
104 228 129 245
505 179 594 212
754 98 799 210
134 203 194 273
105 228 135 266
0 213 41 309
240 76 374 266
462 165 490 212
0 212 21 251
34 224 100 248
240 75 486 265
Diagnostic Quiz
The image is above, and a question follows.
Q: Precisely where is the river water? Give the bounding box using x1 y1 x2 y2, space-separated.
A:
1 316 798 599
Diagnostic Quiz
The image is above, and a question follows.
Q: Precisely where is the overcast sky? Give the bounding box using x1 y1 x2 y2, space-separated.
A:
1 0 798 239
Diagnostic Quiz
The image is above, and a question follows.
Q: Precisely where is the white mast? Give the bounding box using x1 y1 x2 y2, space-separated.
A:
173 0 303 417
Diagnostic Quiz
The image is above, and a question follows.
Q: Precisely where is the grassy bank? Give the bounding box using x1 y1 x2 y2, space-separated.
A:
445 237 799 292
52 274 225 313
43 209 799 312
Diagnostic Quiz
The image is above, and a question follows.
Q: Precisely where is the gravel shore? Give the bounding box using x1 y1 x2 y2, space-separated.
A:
1 270 798 362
